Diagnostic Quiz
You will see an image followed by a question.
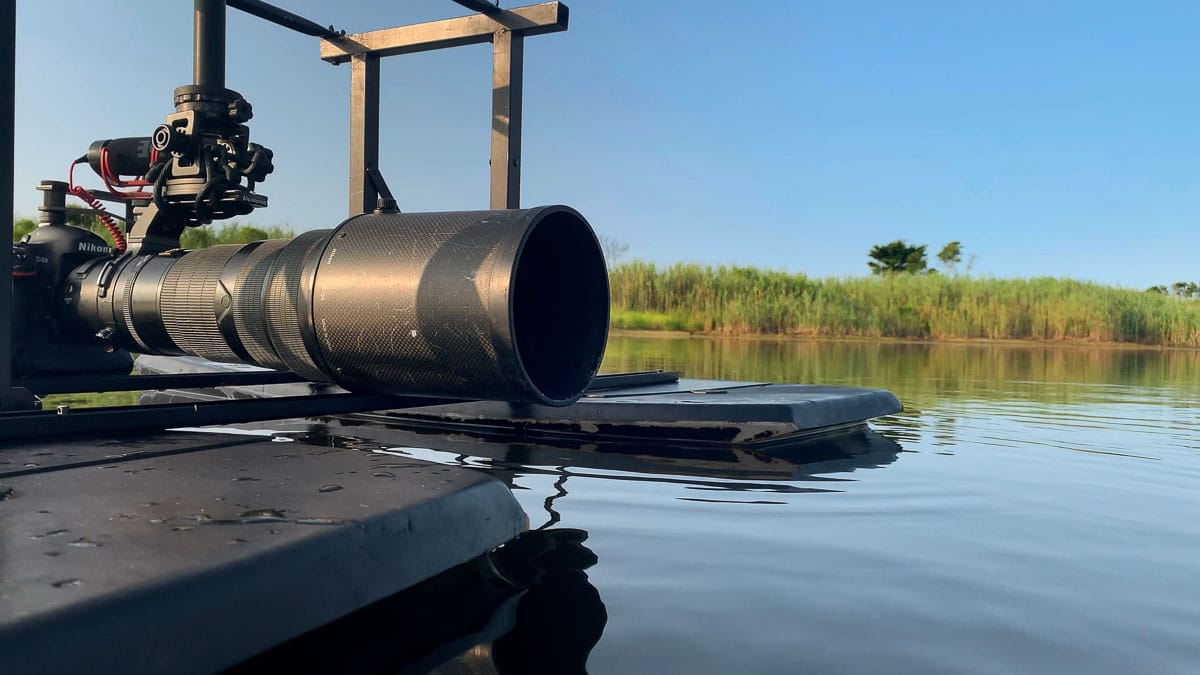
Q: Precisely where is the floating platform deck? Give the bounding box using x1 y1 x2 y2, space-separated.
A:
0 430 524 674
136 356 903 448
2 356 902 672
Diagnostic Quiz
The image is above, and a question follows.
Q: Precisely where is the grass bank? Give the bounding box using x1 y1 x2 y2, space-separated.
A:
608 262 1200 347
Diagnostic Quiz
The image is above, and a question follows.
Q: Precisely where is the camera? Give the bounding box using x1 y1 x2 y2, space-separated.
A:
9 10 609 407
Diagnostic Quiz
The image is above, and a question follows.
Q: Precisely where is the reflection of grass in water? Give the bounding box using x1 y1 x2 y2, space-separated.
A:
41 390 143 409
602 334 1200 409
609 262 1200 346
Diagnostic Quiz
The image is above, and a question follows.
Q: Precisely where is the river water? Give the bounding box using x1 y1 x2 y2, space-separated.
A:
422 335 1200 673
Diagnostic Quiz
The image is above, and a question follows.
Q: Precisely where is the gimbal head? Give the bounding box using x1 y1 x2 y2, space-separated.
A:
118 0 274 254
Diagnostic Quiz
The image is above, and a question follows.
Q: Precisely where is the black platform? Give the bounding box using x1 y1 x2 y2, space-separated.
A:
1 356 902 673
135 356 903 447
0 429 524 675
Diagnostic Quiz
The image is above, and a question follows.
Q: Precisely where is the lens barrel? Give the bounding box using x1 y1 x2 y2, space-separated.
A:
68 206 610 406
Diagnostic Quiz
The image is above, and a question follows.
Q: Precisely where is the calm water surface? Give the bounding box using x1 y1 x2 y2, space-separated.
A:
427 336 1200 673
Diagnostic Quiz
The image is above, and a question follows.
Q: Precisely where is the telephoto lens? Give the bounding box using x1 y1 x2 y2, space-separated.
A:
66 206 610 406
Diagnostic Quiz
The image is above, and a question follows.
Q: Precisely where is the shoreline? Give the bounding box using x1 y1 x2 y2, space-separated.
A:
607 328 1200 351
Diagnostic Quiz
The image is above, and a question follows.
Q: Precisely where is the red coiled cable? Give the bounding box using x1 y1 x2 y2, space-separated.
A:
67 159 127 253
69 184 127 253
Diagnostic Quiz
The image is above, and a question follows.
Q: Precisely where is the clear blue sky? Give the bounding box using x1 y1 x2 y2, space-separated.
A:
12 1 1200 289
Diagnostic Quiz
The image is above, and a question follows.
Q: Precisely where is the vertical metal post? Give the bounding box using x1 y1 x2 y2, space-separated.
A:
194 0 227 90
490 29 524 210
349 54 380 216
1 0 14 398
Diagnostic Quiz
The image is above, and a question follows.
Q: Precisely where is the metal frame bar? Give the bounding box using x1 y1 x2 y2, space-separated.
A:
21 370 307 396
318 3 566 63
1 0 14 402
450 0 501 14
320 2 568 214
348 54 381 216
0 392 454 442
194 0 227 90
227 0 343 39
491 29 523 209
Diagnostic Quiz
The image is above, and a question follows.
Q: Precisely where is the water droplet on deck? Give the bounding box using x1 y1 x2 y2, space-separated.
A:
371 472 395 479
233 477 261 482
271 436 294 443
228 538 248 545
237 509 288 524
68 537 102 548
51 579 82 589
172 526 195 532
44 551 61 557
318 484 343 493
30 529 69 539
23 463 38 468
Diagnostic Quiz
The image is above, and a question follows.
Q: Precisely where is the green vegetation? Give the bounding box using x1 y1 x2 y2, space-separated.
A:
867 240 930 275
12 207 118 244
12 213 292 248
608 262 1200 346
866 238 975 275
179 222 292 248
41 389 143 410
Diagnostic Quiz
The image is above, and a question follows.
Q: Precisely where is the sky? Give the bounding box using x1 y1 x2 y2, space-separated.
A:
11 0 1200 289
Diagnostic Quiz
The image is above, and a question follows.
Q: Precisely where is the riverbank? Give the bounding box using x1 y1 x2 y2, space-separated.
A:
609 262 1200 347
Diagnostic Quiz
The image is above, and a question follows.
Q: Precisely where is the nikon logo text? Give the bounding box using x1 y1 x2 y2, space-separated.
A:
77 242 110 255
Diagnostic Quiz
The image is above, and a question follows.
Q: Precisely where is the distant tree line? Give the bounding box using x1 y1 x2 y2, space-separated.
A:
867 240 974 276
11 208 291 247
1146 282 1200 298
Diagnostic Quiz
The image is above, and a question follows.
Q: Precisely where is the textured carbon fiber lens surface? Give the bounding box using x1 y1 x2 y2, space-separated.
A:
311 206 609 405
69 206 609 406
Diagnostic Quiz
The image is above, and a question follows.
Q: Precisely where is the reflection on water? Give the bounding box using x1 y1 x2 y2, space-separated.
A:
602 334 1200 405
588 335 1200 674
230 528 606 675
603 336 1200 460
257 336 1200 673
241 419 905 672
297 423 905 523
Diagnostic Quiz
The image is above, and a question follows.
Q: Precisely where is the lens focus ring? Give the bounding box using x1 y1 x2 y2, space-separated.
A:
160 244 242 362
262 230 330 382
231 238 290 370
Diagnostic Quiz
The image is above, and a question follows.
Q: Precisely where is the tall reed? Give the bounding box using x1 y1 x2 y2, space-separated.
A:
608 262 1200 346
